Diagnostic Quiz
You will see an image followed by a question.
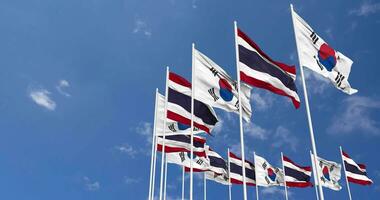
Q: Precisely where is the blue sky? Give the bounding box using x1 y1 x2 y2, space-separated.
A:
0 0 379 199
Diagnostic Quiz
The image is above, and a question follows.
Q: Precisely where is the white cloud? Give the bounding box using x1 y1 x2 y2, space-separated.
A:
136 122 153 143
29 88 56 111
191 0 198 9
350 1 380 16
114 143 138 158
133 19 152 37
251 91 274 111
83 176 100 191
261 187 292 198
324 28 334 40
301 68 330 95
271 126 298 152
244 122 269 140
56 79 71 97
212 118 224 135
124 177 141 184
328 96 380 135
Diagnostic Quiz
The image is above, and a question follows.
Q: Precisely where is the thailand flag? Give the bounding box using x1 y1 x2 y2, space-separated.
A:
156 134 206 157
229 152 256 186
283 155 313 188
342 150 373 186
236 27 300 109
167 72 218 134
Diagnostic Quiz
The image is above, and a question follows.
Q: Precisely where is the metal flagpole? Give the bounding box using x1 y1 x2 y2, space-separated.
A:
149 89 159 200
190 43 195 200
281 152 289 200
164 156 168 200
228 148 232 200
204 173 207 200
159 67 170 200
290 4 324 200
254 152 259 200
310 151 320 200
182 166 185 200
340 146 353 200
152 123 159 200
234 20 248 200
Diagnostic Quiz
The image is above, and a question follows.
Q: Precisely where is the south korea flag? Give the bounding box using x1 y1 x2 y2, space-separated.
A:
255 154 285 187
291 7 357 95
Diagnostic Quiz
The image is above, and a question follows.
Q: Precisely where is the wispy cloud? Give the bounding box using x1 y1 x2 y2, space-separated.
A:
114 143 138 158
251 91 274 111
328 96 380 135
124 177 141 184
56 79 71 97
349 1 380 16
271 126 298 152
136 122 153 143
83 176 100 191
301 68 330 95
133 19 152 37
261 187 291 197
244 122 269 140
29 88 56 111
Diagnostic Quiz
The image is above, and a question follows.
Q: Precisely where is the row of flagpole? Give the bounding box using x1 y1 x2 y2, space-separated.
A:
147 4 366 200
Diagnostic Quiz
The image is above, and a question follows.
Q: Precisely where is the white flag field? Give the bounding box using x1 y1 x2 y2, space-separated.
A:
193 48 252 122
166 152 210 171
292 9 357 95
312 154 342 191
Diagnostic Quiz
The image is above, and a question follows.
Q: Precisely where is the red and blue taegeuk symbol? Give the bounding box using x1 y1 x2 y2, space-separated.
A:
177 122 190 131
267 168 277 182
317 43 337 71
218 79 234 102
322 166 331 181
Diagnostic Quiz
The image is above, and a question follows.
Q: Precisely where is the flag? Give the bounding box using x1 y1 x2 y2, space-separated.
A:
312 154 342 191
255 154 284 187
283 155 313 187
342 150 373 185
193 48 252 121
229 152 256 186
291 8 357 95
156 134 206 157
166 151 210 172
236 27 301 109
155 92 203 136
167 72 219 134
204 147 230 185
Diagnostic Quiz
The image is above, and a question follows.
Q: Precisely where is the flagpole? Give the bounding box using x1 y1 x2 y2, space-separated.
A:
281 152 289 200
159 67 170 200
182 166 185 200
152 125 159 200
310 150 320 200
149 88 159 200
164 156 168 200
204 172 207 200
340 146 353 200
254 152 259 200
190 43 195 200
234 20 248 200
228 148 232 200
290 4 324 200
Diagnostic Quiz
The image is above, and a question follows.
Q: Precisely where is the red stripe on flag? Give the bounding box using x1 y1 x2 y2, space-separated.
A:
240 71 300 109
229 151 254 165
286 181 313 188
230 178 256 186
167 110 211 134
169 72 191 88
347 177 373 186
156 144 206 157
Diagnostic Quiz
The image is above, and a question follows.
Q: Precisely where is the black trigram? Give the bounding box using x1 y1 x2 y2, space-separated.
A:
234 100 240 110
265 176 271 184
335 72 345 88
196 159 204 165
179 152 186 162
208 88 219 101
310 32 319 44
232 82 238 91
209 67 218 76
168 124 177 132
262 162 267 169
